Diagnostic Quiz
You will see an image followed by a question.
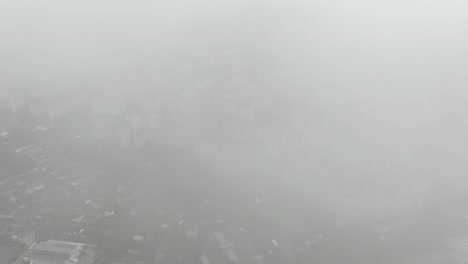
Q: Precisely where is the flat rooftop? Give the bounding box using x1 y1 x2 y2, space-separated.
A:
31 240 85 255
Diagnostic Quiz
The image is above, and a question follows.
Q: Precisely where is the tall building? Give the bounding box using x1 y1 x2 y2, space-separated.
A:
89 89 127 145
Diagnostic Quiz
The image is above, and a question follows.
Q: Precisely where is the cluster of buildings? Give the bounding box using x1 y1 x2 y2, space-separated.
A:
0 137 166 263
0 131 287 264
0 87 196 150
0 76 276 150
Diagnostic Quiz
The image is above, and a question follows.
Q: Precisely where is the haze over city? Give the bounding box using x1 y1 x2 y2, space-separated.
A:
1 0 468 263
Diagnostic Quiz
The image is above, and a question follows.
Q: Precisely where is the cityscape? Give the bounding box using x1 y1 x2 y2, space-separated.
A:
3 0 468 263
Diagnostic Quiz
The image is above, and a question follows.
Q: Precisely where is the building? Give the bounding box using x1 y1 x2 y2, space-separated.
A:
0 88 23 126
17 240 103 264
90 91 127 146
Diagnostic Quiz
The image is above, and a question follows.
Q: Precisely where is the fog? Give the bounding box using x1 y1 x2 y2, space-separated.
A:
2 0 468 263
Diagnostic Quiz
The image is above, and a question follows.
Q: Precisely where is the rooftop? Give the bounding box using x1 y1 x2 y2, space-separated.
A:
19 240 100 264
32 240 85 255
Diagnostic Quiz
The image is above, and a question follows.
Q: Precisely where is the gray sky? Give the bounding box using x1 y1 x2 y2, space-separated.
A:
2 0 467 87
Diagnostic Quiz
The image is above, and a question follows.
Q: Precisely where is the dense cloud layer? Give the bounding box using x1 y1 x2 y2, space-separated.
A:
2 0 468 222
